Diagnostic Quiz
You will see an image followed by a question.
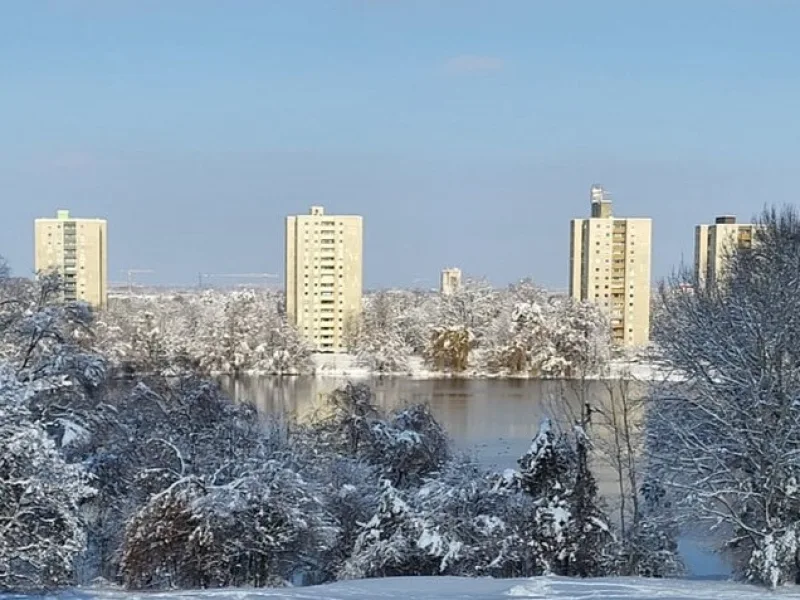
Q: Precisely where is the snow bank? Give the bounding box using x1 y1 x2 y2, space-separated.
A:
312 353 370 379
310 352 680 383
15 576 800 600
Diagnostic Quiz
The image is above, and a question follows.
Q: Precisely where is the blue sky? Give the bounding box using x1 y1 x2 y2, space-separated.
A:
2 0 799 289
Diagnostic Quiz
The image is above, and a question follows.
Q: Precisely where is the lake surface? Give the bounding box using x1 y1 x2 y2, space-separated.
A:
218 374 727 577
218 375 642 497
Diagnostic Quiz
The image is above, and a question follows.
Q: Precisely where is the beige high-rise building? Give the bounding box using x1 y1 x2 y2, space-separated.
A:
569 185 652 347
285 206 363 353
440 267 462 295
34 210 108 309
694 215 756 287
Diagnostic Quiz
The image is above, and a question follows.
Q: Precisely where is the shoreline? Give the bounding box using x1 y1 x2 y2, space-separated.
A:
214 354 684 383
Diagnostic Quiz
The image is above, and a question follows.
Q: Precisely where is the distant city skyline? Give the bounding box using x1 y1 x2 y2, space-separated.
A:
3 1 800 288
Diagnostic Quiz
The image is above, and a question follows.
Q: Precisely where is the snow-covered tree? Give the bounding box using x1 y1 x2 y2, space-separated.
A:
74 376 270 581
610 476 684 578
311 382 382 457
96 289 312 376
516 419 575 573
410 459 540 578
339 479 435 579
421 279 496 372
649 206 800 587
309 384 451 488
0 270 102 387
517 420 612 576
438 278 498 342
367 404 451 488
566 426 613 577
426 326 472 372
485 301 565 376
121 459 334 589
551 299 611 376
94 276 610 378
352 292 412 373
0 367 93 592
396 292 439 355
482 290 610 378
311 458 381 582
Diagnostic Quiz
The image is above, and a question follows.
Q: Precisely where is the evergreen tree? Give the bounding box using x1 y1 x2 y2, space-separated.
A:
517 420 612 577
566 426 612 577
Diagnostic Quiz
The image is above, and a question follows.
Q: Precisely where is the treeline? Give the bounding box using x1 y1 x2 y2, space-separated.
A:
94 278 613 378
348 279 612 377
95 289 312 376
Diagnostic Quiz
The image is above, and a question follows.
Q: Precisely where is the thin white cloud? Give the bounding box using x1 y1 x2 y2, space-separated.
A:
443 55 506 75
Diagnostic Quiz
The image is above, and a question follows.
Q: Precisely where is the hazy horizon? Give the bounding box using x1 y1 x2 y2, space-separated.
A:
2 1 799 289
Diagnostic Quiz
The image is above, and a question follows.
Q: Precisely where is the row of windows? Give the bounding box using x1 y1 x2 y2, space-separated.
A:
302 315 345 322
302 237 344 243
43 223 94 229
303 291 335 297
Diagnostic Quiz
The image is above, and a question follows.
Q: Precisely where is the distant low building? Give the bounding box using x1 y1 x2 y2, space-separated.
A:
694 215 758 287
569 185 652 347
34 209 108 309
440 268 462 295
285 206 363 353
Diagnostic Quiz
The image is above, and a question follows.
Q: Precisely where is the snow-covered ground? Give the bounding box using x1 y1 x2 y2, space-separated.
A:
311 352 370 379
6 576 798 600
311 353 678 382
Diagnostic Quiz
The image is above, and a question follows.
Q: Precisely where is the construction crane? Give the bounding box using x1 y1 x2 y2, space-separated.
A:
197 272 277 289
122 269 155 294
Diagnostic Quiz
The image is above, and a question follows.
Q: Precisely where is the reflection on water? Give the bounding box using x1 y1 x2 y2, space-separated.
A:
218 376 643 482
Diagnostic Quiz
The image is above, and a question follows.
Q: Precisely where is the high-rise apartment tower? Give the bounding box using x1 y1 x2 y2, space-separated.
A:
569 185 652 347
440 268 462 295
694 215 757 287
285 206 363 352
34 210 108 309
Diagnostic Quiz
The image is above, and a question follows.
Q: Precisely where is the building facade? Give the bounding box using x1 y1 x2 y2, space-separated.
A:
34 210 108 309
285 206 363 352
569 185 652 347
694 215 756 287
440 267 462 295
